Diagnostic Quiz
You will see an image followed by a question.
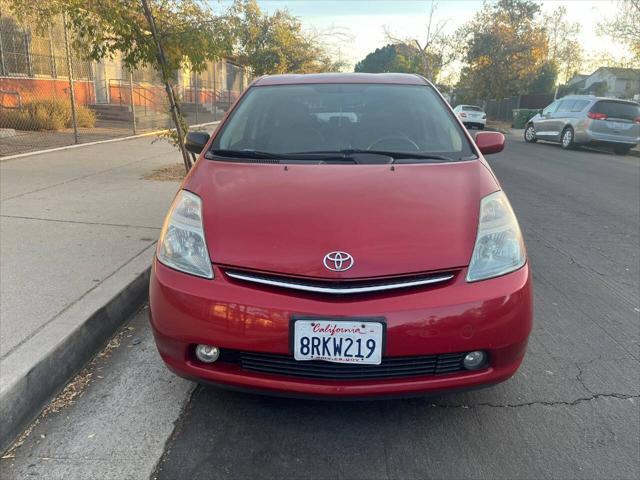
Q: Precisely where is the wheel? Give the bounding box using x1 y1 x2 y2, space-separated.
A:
524 124 537 143
560 127 575 149
613 146 631 155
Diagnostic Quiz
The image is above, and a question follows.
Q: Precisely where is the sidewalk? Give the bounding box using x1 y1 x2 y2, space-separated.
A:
0 135 187 451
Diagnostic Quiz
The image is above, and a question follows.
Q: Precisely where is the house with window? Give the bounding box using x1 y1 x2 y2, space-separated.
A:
563 68 640 100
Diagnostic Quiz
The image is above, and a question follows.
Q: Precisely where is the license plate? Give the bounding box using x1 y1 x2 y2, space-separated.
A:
611 122 630 130
293 319 384 365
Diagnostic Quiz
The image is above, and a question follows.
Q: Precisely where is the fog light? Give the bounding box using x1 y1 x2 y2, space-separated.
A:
195 344 220 363
463 351 486 370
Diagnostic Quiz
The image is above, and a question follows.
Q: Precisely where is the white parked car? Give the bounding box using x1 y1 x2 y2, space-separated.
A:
453 105 487 129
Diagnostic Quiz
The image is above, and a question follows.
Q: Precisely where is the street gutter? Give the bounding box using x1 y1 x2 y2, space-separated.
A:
0 245 154 453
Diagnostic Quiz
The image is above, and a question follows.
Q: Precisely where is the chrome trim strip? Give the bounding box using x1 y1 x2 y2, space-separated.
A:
225 271 455 294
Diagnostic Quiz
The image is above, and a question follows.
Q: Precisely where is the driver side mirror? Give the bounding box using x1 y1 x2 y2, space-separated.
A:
475 131 505 155
185 131 210 154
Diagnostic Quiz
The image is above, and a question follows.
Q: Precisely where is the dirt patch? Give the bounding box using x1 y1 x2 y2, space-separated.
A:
486 120 512 134
142 163 185 182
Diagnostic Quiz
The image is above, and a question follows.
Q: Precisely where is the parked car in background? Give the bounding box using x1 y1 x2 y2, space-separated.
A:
453 105 487 129
149 73 532 399
524 95 640 155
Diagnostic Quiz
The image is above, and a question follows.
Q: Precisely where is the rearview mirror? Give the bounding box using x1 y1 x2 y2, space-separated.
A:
475 131 505 155
185 131 210 155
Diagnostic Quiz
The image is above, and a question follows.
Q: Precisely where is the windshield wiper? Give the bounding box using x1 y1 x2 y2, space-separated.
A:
296 149 455 163
207 149 282 160
342 149 455 163
207 149 357 163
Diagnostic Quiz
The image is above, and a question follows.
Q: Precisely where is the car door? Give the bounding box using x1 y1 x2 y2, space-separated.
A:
533 100 561 139
548 100 576 141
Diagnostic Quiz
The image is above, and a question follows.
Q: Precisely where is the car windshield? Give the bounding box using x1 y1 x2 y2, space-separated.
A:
210 83 475 161
462 106 482 112
591 100 640 121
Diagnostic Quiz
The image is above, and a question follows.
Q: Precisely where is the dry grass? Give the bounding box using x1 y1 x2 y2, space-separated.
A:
142 163 186 182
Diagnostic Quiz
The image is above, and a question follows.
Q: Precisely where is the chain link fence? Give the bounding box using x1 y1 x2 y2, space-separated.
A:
0 13 252 157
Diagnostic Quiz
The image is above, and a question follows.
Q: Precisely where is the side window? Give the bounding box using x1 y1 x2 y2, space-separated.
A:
556 100 575 113
571 100 589 112
542 101 560 116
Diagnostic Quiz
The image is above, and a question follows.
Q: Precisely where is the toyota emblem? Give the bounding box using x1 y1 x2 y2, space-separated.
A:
323 251 354 272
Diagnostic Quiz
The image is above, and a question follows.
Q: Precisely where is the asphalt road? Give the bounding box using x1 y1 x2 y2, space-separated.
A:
2 134 639 480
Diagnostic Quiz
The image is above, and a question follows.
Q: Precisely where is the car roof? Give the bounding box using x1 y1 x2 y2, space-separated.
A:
252 73 429 87
560 95 638 104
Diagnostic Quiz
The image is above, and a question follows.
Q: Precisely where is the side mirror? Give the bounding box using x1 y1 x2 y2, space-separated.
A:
475 131 505 155
185 131 210 155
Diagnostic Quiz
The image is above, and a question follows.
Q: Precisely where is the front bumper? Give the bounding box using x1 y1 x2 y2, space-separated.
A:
149 261 533 399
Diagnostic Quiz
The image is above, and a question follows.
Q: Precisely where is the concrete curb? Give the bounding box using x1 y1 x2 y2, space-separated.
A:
0 121 219 162
0 245 154 453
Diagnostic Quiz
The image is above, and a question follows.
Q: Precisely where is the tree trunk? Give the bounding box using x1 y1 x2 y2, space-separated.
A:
140 0 192 173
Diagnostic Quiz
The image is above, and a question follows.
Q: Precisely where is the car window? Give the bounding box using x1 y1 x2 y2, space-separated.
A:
462 106 482 112
591 100 640 120
556 100 575 113
571 100 590 112
542 101 560 115
212 84 475 160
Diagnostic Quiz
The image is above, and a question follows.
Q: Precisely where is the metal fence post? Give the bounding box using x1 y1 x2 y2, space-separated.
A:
213 62 217 120
129 72 137 134
62 13 79 144
194 73 198 124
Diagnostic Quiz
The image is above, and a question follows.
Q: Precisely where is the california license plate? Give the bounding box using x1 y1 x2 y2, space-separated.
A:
293 319 384 365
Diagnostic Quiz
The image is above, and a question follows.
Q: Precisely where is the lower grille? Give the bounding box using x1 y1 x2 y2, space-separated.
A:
220 350 467 380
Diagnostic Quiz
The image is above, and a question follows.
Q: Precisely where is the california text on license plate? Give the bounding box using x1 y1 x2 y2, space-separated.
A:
293 319 384 365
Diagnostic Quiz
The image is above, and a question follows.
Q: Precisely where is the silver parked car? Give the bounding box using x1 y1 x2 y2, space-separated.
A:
524 95 640 155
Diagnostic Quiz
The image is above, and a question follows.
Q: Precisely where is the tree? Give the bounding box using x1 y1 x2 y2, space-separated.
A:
598 0 640 59
456 0 549 99
383 0 451 82
526 62 557 94
6 0 234 172
543 6 584 84
227 0 342 76
354 43 431 75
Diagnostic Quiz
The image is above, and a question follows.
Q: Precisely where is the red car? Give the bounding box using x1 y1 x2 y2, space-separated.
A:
149 73 532 399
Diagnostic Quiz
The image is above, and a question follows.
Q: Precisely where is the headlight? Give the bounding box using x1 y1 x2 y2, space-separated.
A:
467 190 525 282
157 190 213 279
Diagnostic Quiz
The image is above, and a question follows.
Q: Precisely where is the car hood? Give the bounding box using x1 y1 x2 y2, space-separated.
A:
186 159 500 279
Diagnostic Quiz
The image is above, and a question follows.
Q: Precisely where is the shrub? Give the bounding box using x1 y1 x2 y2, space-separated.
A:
512 109 539 129
0 98 96 131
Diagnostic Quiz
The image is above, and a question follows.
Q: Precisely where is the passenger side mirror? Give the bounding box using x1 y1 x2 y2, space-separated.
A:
185 131 210 154
475 131 505 155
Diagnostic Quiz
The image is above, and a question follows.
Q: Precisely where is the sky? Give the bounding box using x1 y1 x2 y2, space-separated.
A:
213 0 625 72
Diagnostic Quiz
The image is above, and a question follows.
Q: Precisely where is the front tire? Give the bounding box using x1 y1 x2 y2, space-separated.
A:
560 127 575 150
524 124 537 143
613 146 631 155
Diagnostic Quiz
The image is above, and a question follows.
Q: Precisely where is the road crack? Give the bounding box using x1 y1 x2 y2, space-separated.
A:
426 393 638 410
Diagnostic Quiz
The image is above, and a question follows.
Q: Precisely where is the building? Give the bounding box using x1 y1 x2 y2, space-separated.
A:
563 68 640 100
0 13 251 127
